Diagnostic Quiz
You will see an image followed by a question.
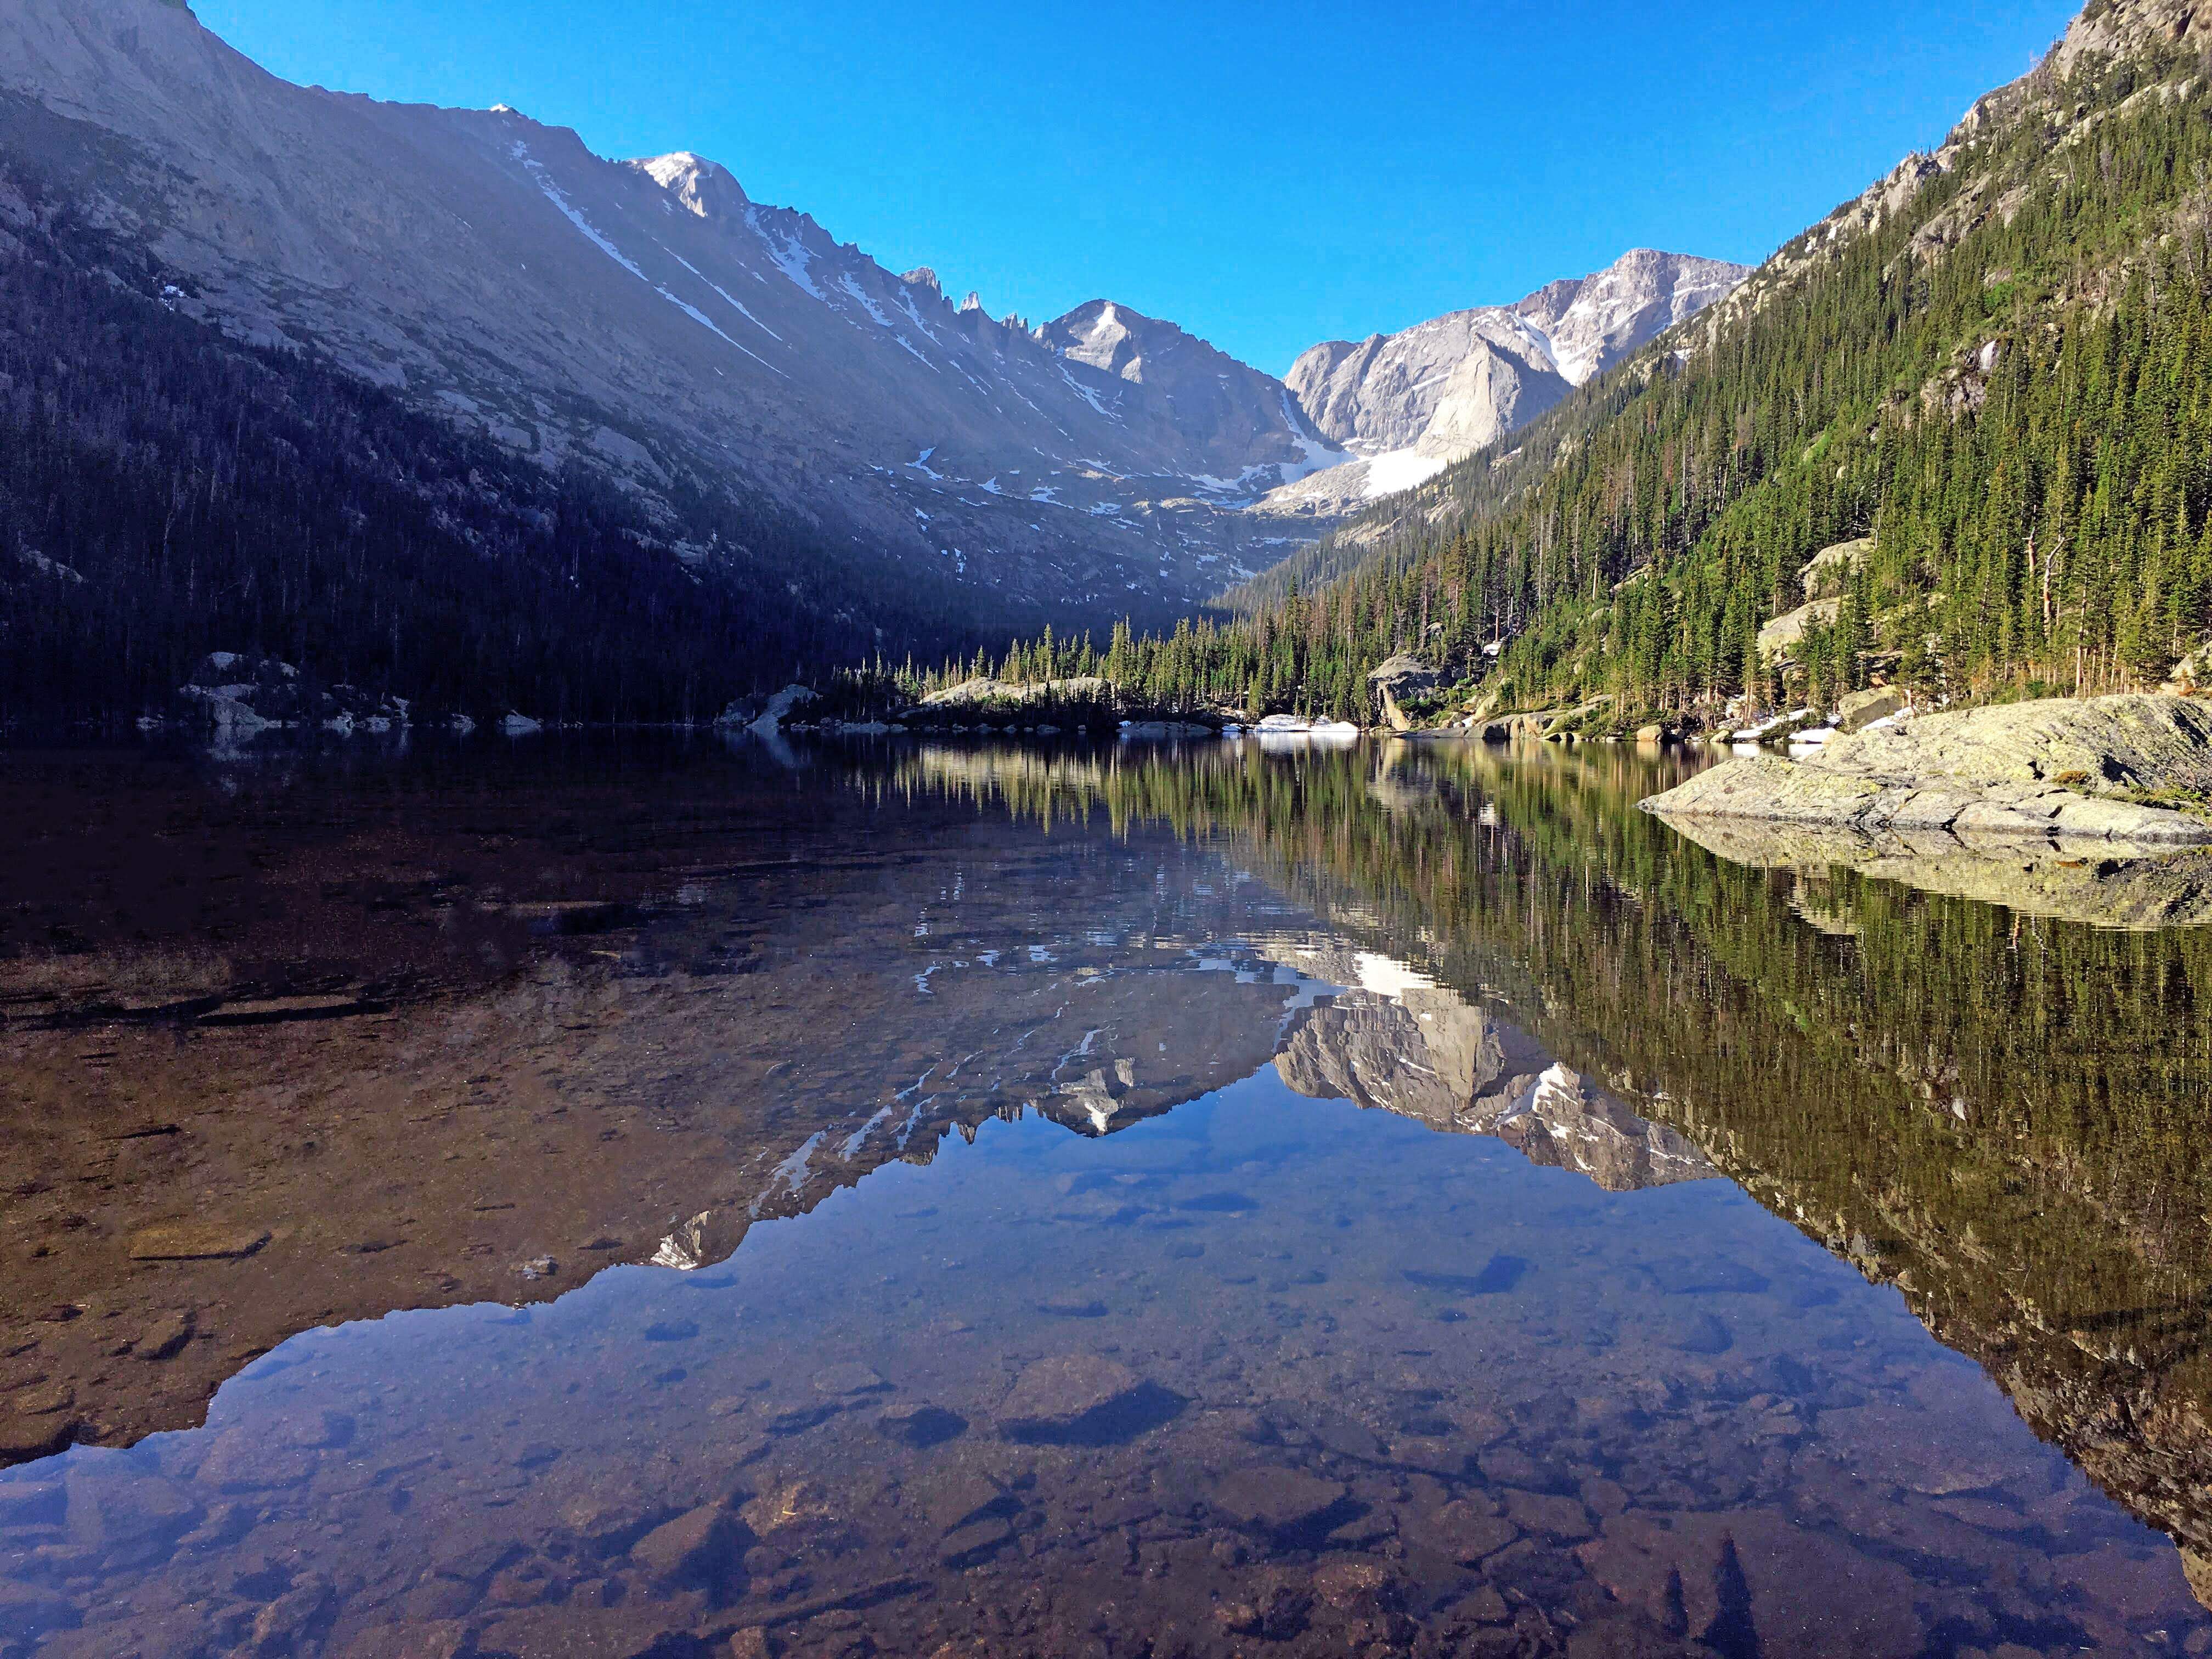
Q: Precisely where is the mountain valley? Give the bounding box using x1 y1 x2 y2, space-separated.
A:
0 0 1748 722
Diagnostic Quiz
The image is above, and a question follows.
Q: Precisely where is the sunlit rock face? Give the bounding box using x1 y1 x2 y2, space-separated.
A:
1265 941 1714 1192
1262 250 1750 516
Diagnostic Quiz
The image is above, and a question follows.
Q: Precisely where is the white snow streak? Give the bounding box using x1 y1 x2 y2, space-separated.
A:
747 205 824 297
513 143 781 374
838 271 895 328
1059 364 1122 421
662 245 783 340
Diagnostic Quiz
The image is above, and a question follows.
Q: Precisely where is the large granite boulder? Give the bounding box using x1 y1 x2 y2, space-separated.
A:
1644 694 2212 844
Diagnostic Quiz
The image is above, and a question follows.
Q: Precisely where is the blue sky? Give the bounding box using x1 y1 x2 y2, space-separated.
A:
196 0 2081 376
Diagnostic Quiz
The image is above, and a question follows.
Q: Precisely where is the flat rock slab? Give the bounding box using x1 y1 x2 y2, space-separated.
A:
810 1363 890 1397
1645 695 2212 845
1209 1465 1346 1530
997 1353 1139 1435
1415 1499 1521 1564
127 1223 270 1261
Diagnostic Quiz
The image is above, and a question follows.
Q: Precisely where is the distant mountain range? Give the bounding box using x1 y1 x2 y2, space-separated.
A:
0 0 1747 718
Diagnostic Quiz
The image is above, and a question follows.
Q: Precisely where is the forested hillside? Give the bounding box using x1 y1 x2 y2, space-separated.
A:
975 2 2212 726
0 151 984 731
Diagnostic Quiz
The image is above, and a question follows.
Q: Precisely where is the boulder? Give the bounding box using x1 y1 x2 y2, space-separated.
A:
1645 695 2212 844
631 1503 738 1585
1367 655 1444 732
997 1353 1141 1438
1756 597 1843 663
2169 640 2212 695
1836 687 1906 732
1365 654 1444 698
743 686 816 736
1208 1466 1346 1531
1799 536 1873 600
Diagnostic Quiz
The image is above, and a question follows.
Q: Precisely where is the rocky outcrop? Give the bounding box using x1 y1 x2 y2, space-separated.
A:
917 675 1107 709
172 653 411 738
1366 655 1444 731
1646 695 2212 844
1754 598 1842 664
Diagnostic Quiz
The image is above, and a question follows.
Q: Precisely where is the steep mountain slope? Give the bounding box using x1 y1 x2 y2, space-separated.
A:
1259 251 1749 517
0 0 1336 636
1145 0 2212 720
0 181 917 727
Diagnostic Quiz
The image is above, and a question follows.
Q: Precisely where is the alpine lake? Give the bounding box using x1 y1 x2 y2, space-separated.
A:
3 731 2211 1659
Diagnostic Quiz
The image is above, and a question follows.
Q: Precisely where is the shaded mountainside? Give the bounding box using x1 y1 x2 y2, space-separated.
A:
0 180 943 727
0 0 1341 636
1071 0 2212 726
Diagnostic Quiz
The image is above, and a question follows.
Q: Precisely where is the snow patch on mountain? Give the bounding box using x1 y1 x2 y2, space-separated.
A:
747 206 824 299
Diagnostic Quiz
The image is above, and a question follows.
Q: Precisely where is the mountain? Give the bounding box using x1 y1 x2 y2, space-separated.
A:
1111 0 2212 721
1035 299 1344 495
1257 251 1750 517
0 0 1347 675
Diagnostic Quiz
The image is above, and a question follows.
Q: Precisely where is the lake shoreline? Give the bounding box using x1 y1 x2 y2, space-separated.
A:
1641 692 2212 845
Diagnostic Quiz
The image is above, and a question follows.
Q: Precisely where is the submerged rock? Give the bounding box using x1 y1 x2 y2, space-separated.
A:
997 1353 1141 1438
1646 694 2212 844
1209 1466 1346 1530
631 1503 738 1586
126 1223 269 1262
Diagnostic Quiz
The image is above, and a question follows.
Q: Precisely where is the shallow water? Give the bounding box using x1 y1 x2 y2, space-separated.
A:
2 735 2210 1658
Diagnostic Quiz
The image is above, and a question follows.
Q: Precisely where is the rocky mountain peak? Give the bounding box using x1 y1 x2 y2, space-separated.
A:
632 151 750 221
1263 248 1750 517
901 266 941 296
1041 300 1173 383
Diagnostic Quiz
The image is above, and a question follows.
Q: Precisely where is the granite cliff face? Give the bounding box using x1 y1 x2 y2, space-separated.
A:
1262 251 1750 517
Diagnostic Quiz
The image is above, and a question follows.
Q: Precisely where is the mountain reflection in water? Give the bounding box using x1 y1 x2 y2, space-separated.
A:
1 735 2209 1658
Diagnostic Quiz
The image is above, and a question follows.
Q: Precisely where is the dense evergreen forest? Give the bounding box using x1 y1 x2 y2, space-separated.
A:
0 180 985 732
952 26 2212 727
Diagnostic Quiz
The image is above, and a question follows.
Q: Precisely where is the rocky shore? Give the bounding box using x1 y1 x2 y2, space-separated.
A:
1643 693 2212 844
